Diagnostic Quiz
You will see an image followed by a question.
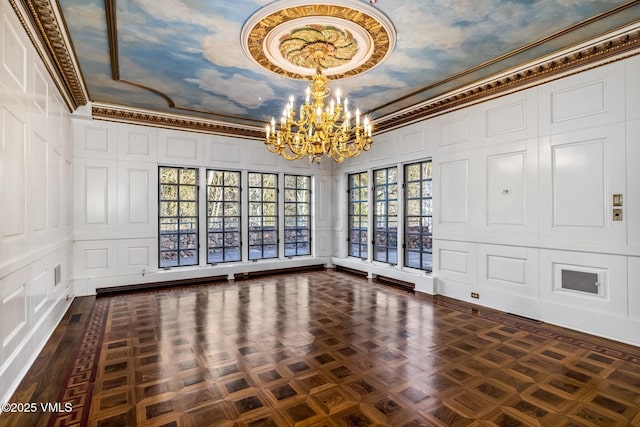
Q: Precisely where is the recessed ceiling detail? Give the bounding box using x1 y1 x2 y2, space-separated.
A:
15 0 640 138
242 1 396 79
278 24 360 71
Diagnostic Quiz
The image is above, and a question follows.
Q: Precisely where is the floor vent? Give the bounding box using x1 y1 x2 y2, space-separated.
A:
68 313 82 324
335 265 368 277
96 275 228 296
505 312 543 324
375 275 415 291
235 264 324 281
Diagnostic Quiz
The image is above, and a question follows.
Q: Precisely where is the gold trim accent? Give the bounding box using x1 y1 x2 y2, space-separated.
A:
245 4 392 80
92 105 264 140
105 0 119 80
370 0 640 116
11 0 87 110
278 25 359 70
103 0 265 126
93 29 639 139
373 28 640 134
16 0 640 140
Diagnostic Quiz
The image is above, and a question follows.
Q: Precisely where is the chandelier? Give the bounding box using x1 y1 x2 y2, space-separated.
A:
265 68 373 164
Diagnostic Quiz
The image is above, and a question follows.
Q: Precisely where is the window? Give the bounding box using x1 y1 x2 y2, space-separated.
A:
404 161 432 271
159 167 198 267
373 167 398 264
206 170 241 263
248 172 278 260
284 174 311 257
348 171 368 259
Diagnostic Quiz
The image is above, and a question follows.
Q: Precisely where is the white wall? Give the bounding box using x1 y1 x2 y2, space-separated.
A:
0 2 74 403
71 117 336 295
333 57 640 346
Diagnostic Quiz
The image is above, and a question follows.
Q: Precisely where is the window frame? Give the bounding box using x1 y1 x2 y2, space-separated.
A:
373 166 398 265
158 166 199 268
284 174 312 257
403 160 433 272
248 172 279 260
347 171 369 259
206 169 242 264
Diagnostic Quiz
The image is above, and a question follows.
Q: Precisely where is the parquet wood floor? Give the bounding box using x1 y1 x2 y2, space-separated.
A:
2 270 640 426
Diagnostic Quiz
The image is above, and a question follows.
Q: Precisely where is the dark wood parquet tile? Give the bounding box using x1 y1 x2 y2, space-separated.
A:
4 270 640 426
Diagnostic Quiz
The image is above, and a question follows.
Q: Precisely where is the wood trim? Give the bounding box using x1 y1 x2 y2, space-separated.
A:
373 275 415 291
95 275 228 296
233 264 326 281
95 264 326 295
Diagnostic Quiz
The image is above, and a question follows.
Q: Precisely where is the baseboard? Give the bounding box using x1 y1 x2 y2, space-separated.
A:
233 264 325 281
95 264 326 296
96 274 228 296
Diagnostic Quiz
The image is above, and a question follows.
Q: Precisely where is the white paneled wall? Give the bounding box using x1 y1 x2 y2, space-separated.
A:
72 119 335 295
334 58 640 345
0 2 73 403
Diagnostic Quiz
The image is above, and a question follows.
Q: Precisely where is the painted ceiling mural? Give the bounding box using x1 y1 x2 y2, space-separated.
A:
58 0 638 128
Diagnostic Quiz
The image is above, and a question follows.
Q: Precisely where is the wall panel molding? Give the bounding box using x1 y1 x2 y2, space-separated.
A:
434 240 477 286
539 124 627 246
1 105 27 241
2 13 27 92
73 159 118 235
478 244 539 298
540 249 627 317
539 63 626 135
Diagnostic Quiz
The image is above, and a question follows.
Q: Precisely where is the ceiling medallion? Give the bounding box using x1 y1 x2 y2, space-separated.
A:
241 0 396 79
279 24 359 71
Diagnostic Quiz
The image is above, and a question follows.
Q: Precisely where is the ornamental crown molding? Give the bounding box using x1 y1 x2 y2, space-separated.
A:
91 103 265 140
94 25 640 139
372 24 640 134
14 0 640 139
12 0 88 111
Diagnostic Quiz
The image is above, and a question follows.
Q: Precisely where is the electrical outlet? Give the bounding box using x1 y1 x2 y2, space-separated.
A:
471 292 479 299
613 209 623 221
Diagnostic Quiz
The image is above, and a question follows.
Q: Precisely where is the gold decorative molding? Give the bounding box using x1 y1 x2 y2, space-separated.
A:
91 27 639 140
92 27 639 139
242 3 395 79
279 25 359 70
373 27 640 134
92 105 265 140
14 0 640 141
102 0 266 127
13 0 87 110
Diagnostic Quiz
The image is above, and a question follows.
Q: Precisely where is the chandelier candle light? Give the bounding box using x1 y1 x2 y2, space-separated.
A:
265 68 373 164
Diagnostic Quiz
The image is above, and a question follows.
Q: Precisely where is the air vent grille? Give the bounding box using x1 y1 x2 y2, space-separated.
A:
561 269 598 294
54 264 62 286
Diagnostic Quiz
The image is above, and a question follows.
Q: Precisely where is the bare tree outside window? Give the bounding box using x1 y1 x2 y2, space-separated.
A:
207 170 241 263
348 171 368 259
249 172 278 260
159 167 199 267
373 167 398 265
284 175 311 257
404 161 432 271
